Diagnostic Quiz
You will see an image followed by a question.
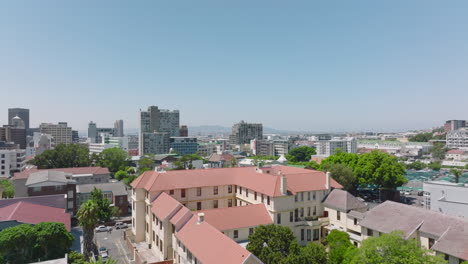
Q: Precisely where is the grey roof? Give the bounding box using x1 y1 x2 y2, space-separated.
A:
77 182 127 196
0 194 67 209
25 171 75 186
347 210 366 220
431 227 468 260
359 201 468 239
323 189 367 212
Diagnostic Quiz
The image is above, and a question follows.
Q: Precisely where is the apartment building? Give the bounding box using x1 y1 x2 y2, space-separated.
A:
139 106 180 155
252 139 292 156
444 120 467 132
324 189 468 264
447 128 468 150
169 137 198 155
0 142 26 178
316 137 357 157
39 122 73 145
229 121 263 145
129 165 342 263
423 181 468 218
88 134 129 154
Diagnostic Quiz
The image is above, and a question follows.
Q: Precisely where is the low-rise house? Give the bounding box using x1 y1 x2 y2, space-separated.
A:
207 153 234 168
12 166 110 198
445 149 468 161
77 182 129 216
323 189 368 246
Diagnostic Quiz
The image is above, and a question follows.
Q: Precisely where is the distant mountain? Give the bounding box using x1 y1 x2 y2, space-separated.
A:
188 125 305 136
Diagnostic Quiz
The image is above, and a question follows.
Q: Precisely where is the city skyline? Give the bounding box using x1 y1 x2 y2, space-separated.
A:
2 1 468 131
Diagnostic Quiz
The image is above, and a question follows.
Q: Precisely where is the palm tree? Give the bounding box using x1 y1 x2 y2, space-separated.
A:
77 200 100 259
450 168 463 183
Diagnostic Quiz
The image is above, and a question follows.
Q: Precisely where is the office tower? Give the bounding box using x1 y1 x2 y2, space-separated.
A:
444 120 467 132
72 130 79 143
316 137 357 157
179 125 188 137
88 121 114 143
114 120 124 137
229 121 263 145
39 122 73 145
88 121 97 142
8 108 30 130
169 137 198 155
139 106 180 155
0 125 27 149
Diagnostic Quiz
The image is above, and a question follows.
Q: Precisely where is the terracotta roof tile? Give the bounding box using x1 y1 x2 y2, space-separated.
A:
197 204 272 231
151 192 181 221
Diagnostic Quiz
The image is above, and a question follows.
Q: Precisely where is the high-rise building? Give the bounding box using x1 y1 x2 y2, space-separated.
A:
39 122 73 145
114 120 124 137
139 106 180 155
179 125 188 137
8 108 29 130
229 121 263 145
88 121 114 143
252 139 292 156
0 125 27 149
316 137 357 157
444 120 467 132
169 137 198 155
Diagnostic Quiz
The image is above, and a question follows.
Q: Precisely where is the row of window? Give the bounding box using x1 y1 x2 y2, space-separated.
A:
175 239 199 264
276 207 319 224
300 229 320 241
236 186 271 205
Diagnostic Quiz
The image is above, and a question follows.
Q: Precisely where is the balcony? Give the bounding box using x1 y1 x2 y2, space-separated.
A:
294 216 328 227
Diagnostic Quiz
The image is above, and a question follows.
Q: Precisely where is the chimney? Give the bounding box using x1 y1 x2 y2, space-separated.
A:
197 213 205 224
325 172 331 190
280 172 288 195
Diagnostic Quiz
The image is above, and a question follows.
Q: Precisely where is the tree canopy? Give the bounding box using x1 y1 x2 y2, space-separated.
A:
31 144 91 169
95 148 129 175
431 143 447 161
323 230 355 264
0 222 73 264
90 187 118 222
0 179 14 198
286 146 317 162
322 163 357 194
408 132 434 142
345 231 447 264
77 200 100 259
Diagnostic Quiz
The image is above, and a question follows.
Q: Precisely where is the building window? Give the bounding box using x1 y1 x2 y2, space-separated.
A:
429 238 435 249
308 192 311 200
277 213 281 224
300 208 304 217
313 229 319 240
337 211 341 221
307 229 311 241
235 185 237 193
249 228 254 235
354 218 358 225
197 187 202 196
290 212 294 222
181 189 186 198
246 189 249 197
254 192 257 200
239 187 242 194
301 192 304 201
313 206 317 216
213 200 218 208
197 202 202 210
234 230 239 239
367 229 373 236
267 196 270 205
228 185 233 193
169 190 174 195
152 231 155 242
295 194 298 202
307 207 311 217
228 199 233 207
261 194 264 203
213 186 218 195
301 229 304 241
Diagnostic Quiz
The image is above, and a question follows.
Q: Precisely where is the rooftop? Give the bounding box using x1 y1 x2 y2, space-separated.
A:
323 189 367 212
197 204 272 231
25 171 75 186
132 165 342 197
0 201 71 231
13 166 110 180
77 182 127 196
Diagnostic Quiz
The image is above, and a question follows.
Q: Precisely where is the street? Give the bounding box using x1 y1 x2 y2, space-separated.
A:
95 228 133 264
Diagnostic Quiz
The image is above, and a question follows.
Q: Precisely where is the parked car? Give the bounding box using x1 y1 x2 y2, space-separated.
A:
95 225 112 232
100 251 108 261
115 222 128 229
98 247 107 254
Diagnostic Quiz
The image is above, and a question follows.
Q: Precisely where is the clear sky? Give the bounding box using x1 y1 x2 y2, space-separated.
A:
1 1 468 132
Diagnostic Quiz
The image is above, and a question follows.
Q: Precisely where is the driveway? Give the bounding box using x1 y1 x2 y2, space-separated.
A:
95 228 133 264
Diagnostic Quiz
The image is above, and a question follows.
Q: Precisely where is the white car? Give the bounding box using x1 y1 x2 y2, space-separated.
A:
95 225 112 232
100 251 108 261
115 222 128 229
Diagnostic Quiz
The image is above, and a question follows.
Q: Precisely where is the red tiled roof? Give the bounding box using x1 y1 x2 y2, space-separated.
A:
0 201 71 231
175 216 253 264
197 204 272 231
13 166 110 180
151 192 181 221
132 165 342 197
447 149 466 155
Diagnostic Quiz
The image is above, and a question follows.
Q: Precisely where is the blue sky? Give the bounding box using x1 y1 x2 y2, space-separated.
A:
1 1 468 132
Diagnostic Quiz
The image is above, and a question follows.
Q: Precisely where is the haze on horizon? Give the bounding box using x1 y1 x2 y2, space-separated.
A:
1 1 468 132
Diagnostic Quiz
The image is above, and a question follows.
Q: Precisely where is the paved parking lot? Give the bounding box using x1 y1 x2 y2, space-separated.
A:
95 228 133 264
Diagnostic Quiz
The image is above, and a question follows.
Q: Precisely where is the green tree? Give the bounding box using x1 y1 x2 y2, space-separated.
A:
68 251 87 264
87 257 118 264
0 224 36 263
246 225 298 264
285 242 328 264
322 163 357 194
450 168 463 183
0 179 14 198
286 146 317 162
31 144 91 169
431 143 447 161
320 151 360 172
406 161 427 170
323 230 355 264
230 157 238 168
138 155 155 172
428 162 442 171
123 175 137 185
34 222 74 261
77 200 100 259
90 187 117 222
96 148 128 175
114 170 128 181
345 231 447 264
408 132 434 142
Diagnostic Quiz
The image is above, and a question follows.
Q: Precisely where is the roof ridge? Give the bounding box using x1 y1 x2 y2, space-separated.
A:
7 201 23 220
